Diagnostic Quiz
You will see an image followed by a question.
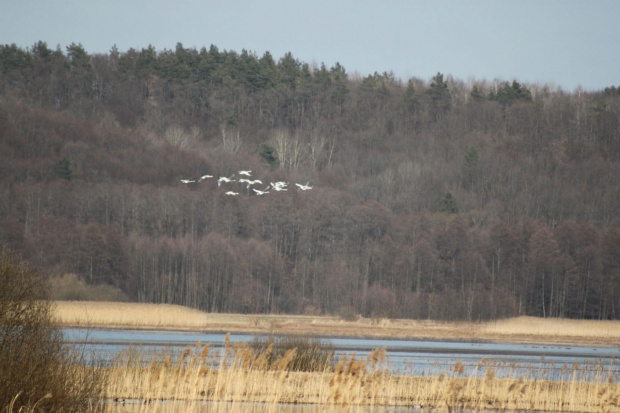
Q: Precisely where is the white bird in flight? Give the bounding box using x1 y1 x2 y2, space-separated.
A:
198 174 213 182
295 182 312 191
240 179 262 188
238 170 252 176
180 179 196 184
271 181 288 191
253 187 270 195
225 191 239 196
218 174 236 186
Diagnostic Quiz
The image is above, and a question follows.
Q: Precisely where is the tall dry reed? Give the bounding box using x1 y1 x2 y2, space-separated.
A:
100 336 619 413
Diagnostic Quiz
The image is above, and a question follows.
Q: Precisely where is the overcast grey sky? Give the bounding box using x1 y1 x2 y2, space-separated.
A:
2 0 619 91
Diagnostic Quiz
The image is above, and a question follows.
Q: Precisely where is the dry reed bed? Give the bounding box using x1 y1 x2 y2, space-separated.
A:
480 316 620 339
54 301 620 345
53 301 212 330
101 339 619 413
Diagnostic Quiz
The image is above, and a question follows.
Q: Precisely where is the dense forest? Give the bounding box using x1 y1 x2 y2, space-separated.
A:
1 41 619 320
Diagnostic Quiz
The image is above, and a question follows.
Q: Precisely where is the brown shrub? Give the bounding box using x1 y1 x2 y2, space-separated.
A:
49 273 128 302
0 247 104 412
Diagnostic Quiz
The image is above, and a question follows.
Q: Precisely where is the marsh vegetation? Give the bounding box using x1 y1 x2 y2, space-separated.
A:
53 301 620 345
98 335 618 412
49 301 620 412
4 297 619 411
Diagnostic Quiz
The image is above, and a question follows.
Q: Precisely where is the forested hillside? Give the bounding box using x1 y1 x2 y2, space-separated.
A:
1 41 618 320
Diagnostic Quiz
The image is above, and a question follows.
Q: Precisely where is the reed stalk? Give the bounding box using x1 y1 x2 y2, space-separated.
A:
98 341 619 413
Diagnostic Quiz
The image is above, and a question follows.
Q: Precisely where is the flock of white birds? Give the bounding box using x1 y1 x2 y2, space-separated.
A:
181 170 312 196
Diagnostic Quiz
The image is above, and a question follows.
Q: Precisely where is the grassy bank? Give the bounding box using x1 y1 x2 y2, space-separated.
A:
53 301 620 346
99 337 618 413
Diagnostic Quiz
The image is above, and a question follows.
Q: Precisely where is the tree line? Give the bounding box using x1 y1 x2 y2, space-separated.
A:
0 41 618 320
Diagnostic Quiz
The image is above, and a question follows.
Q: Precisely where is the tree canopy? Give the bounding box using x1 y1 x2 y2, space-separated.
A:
0 41 618 321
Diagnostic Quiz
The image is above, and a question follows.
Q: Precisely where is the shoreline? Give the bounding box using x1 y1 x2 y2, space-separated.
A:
60 323 620 348
53 301 620 348
64 329 618 359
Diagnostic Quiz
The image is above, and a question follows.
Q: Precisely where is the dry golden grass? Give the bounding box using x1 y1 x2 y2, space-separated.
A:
53 301 212 330
99 338 620 413
53 301 620 346
480 316 620 339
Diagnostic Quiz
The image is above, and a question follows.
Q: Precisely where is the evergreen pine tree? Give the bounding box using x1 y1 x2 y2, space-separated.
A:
56 157 73 180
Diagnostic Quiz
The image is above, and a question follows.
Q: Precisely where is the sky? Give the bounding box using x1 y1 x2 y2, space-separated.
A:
2 0 619 91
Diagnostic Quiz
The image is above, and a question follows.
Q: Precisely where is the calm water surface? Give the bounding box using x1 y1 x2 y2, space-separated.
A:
64 328 619 381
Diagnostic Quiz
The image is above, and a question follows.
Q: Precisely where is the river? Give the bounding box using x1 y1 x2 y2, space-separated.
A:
63 328 619 382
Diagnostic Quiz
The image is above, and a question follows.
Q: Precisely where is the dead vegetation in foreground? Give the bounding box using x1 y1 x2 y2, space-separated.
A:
44 301 620 412
53 301 620 346
99 336 619 413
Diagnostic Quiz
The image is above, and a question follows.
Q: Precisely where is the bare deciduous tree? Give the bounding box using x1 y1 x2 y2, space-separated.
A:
221 124 242 154
271 128 305 170
307 130 326 170
164 124 196 151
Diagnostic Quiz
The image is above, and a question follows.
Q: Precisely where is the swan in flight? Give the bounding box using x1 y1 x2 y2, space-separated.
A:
238 170 252 176
218 174 236 186
271 181 288 191
198 174 213 182
180 179 196 184
253 187 270 195
295 182 312 191
240 179 262 188
225 191 239 196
